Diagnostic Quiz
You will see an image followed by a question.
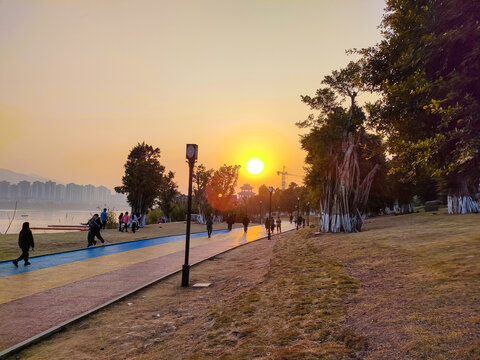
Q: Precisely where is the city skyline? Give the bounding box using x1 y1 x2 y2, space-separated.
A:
0 178 127 205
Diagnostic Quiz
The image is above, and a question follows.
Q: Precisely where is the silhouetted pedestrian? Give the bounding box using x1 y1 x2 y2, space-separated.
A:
84 214 105 247
289 214 293 224
270 218 275 233
12 222 34 267
276 216 282 233
131 213 139 233
242 216 250 232
100 208 108 229
265 217 270 232
226 214 234 231
118 213 123 232
206 215 213 238
122 212 130 232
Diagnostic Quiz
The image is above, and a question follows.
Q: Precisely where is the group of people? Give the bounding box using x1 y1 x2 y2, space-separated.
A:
117 212 143 233
289 214 306 228
265 216 282 234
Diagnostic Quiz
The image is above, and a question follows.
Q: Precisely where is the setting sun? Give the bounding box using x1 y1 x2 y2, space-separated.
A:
246 158 264 175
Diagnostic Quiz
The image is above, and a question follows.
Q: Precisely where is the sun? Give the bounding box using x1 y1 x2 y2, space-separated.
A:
246 158 264 175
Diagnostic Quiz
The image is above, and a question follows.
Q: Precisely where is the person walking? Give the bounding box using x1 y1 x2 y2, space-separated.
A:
118 212 123 232
270 217 275 234
131 213 139 233
265 217 270 232
206 215 213 238
242 215 250 233
122 212 130 232
226 214 234 231
85 214 105 247
289 214 293 224
100 208 108 229
276 216 282 233
12 222 35 267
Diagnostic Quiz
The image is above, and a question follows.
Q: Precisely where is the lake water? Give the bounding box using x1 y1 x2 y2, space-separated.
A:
0 209 120 234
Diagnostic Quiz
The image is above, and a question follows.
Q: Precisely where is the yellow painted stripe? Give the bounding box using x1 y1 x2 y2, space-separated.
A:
0 230 247 304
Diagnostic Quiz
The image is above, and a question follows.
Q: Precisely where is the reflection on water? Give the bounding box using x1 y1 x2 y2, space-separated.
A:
0 209 120 234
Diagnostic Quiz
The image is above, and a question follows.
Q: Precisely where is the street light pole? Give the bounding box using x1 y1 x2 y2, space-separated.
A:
259 200 263 225
182 144 198 287
306 202 310 226
268 187 273 240
296 196 300 231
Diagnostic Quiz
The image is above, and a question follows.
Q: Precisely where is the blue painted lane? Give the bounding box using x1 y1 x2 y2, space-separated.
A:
0 229 231 277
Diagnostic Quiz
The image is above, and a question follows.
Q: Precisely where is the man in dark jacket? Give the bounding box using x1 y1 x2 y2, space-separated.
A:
242 216 250 233
206 215 213 238
13 222 34 267
85 214 105 247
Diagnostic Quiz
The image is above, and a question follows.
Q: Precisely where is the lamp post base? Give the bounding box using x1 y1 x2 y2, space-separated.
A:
181 264 190 287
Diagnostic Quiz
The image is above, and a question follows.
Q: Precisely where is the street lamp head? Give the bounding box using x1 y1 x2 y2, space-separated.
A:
268 186 273 193
297 197 300 201
186 144 198 160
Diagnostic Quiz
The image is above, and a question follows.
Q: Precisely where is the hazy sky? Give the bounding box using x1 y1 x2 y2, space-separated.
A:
0 0 385 193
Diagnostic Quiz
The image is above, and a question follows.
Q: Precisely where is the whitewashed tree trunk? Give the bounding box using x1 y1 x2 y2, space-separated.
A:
318 132 380 233
447 195 479 214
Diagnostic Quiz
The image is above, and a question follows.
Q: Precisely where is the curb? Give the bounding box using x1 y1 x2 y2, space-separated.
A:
0 228 294 359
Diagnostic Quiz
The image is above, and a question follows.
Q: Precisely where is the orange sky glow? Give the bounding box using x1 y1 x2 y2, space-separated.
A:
0 0 385 193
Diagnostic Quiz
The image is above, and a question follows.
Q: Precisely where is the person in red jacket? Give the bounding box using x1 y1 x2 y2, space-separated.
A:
12 222 35 267
121 212 130 232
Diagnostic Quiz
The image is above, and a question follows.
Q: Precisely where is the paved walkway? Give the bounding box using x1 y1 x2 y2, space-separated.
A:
0 224 294 354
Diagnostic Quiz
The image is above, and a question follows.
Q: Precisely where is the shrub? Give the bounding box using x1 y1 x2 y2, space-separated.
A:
147 208 163 224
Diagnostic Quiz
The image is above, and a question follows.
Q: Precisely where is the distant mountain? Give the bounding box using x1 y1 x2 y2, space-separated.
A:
0 168 55 184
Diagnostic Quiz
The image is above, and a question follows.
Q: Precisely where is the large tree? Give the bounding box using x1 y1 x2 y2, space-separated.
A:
299 62 383 232
205 164 240 213
193 164 214 223
115 142 166 215
360 0 480 213
157 171 179 221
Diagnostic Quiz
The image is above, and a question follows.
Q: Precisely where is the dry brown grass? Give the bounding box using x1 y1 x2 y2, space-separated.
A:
0 222 241 262
7 210 480 359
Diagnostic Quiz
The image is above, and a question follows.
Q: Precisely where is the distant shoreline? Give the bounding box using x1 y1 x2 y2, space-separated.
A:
0 201 129 211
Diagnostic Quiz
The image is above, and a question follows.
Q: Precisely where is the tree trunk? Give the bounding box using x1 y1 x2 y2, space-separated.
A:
447 180 479 214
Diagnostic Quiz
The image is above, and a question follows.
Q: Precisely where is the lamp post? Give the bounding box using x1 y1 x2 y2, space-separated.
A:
259 200 263 225
268 186 273 240
306 202 310 226
296 196 300 231
182 144 198 287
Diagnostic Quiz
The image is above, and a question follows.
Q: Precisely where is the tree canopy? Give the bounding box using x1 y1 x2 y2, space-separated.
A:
205 164 240 212
115 142 177 216
360 0 480 212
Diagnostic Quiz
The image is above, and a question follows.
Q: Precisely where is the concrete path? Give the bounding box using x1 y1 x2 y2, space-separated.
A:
0 223 294 355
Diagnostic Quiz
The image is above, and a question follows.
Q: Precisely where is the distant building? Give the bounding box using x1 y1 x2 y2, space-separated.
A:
84 184 96 202
238 184 255 200
0 181 9 199
9 184 19 199
55 184 66 202
174 194 188 203
45 181 56 201
31 181 45 200
18 181 31 199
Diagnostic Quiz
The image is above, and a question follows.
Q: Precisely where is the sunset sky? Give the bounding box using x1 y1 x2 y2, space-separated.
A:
0 0 385 193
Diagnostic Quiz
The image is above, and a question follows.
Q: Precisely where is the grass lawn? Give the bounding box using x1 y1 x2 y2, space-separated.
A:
0 222 242 262
8 211 480 359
